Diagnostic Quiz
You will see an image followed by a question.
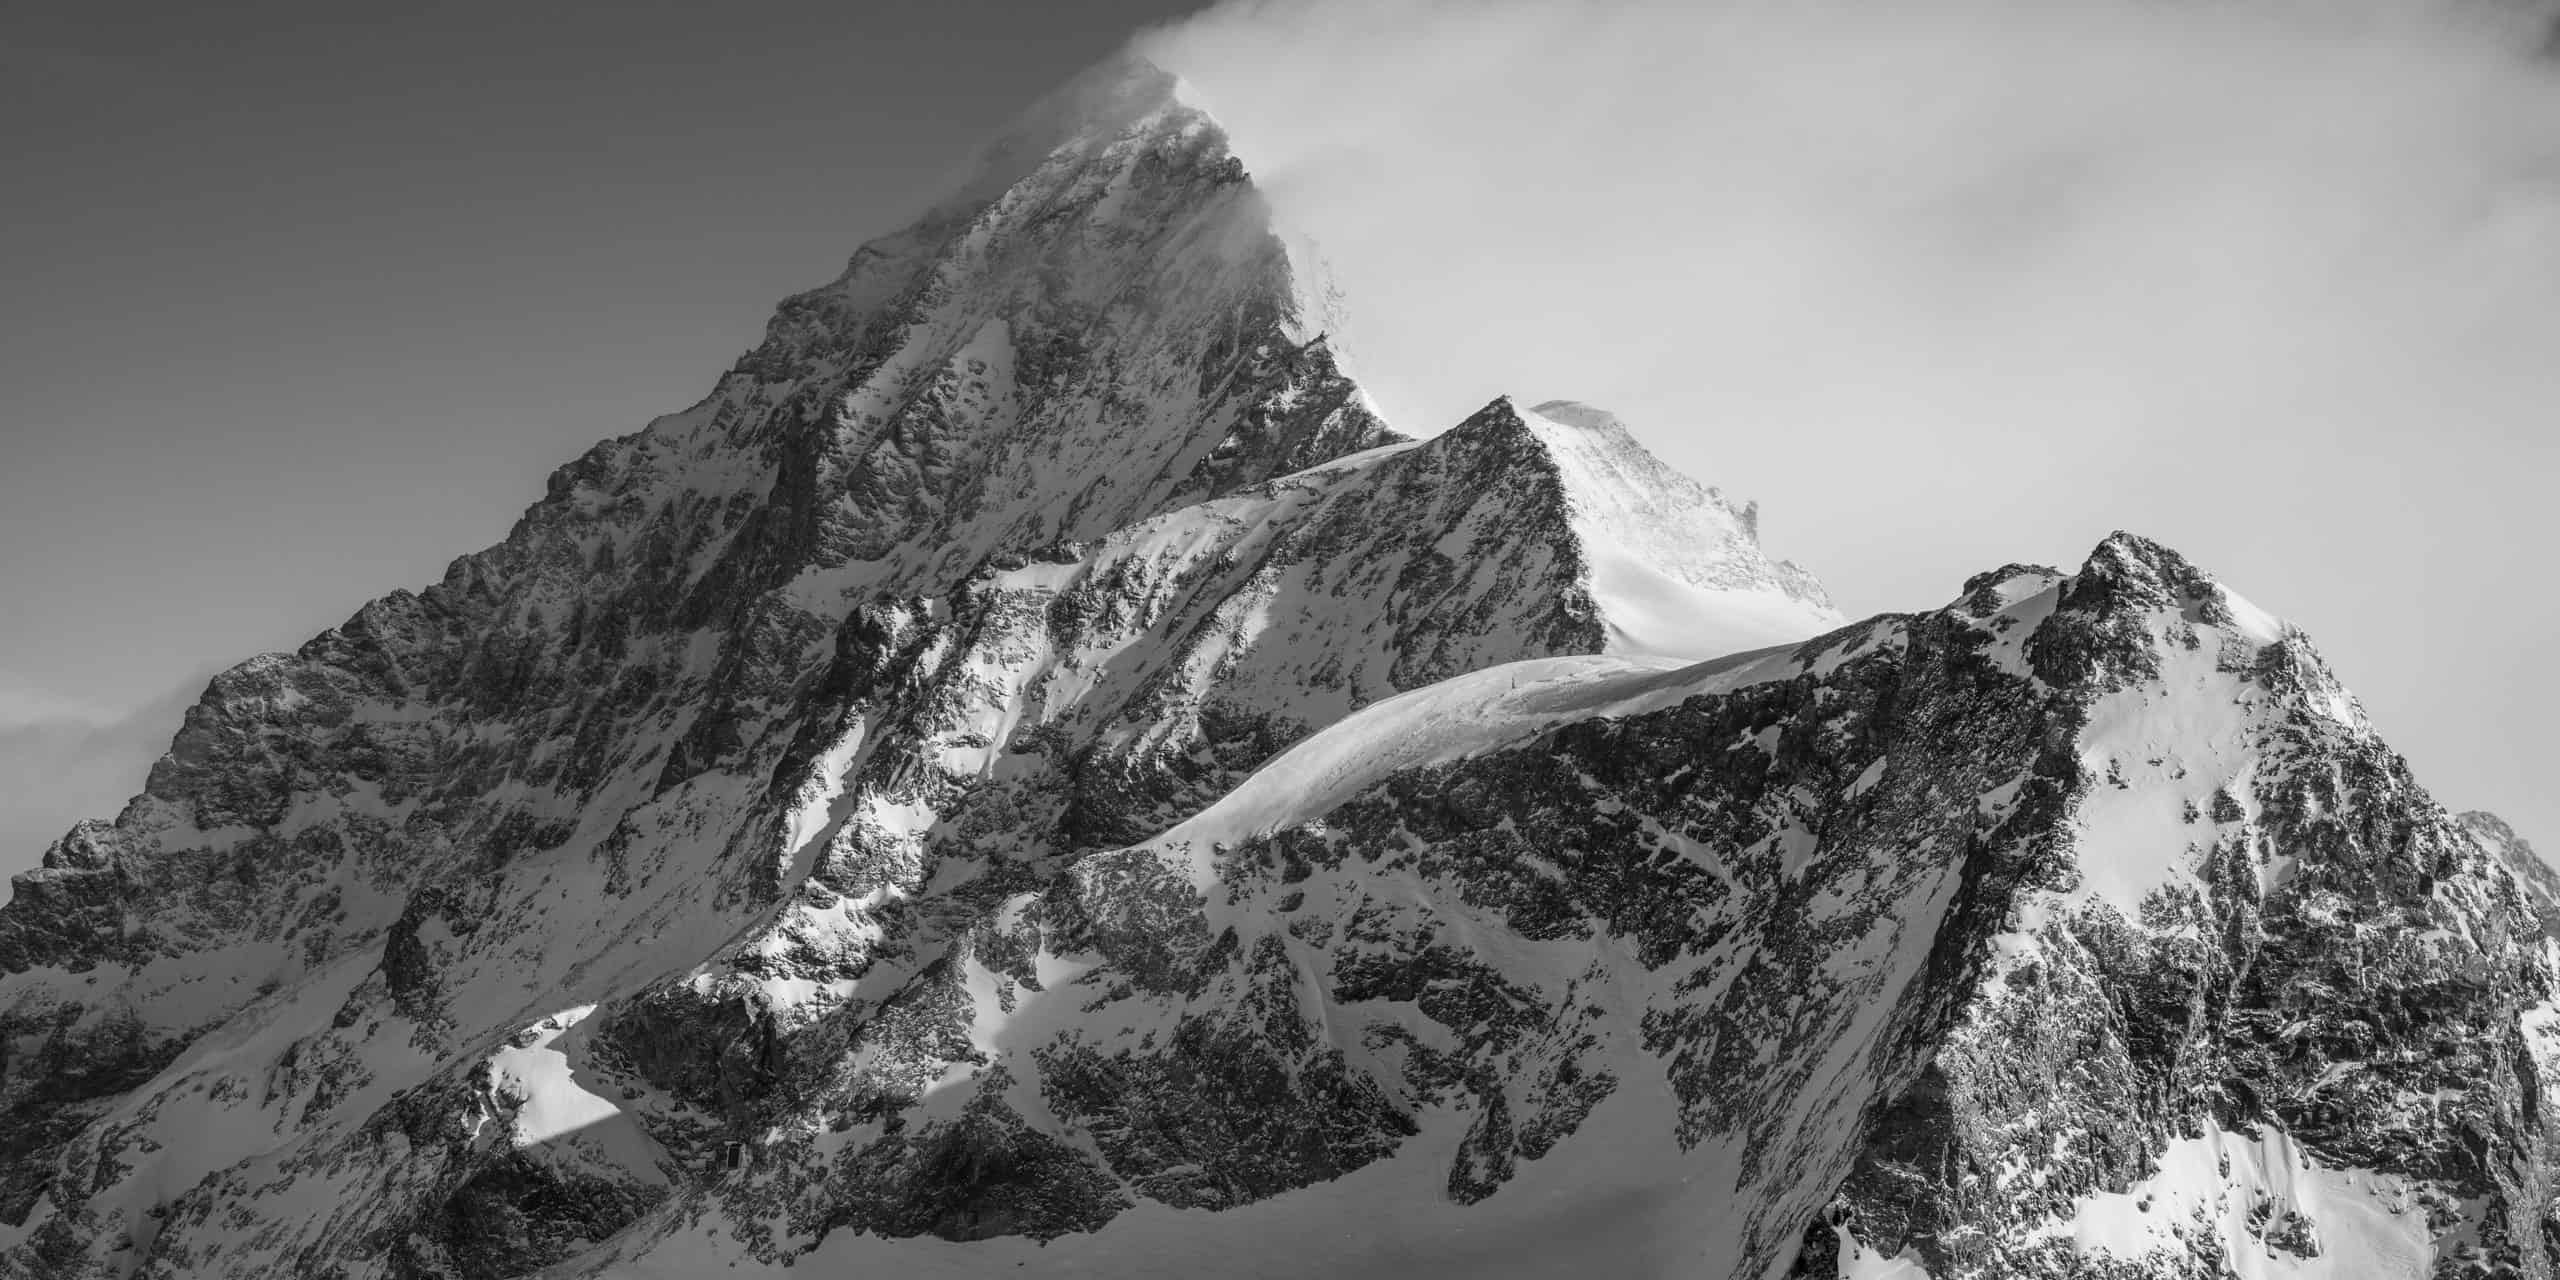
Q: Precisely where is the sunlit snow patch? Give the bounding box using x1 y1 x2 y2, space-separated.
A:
489 1006 671 1185
2033 1119 2433 1278
1521 400 1840 660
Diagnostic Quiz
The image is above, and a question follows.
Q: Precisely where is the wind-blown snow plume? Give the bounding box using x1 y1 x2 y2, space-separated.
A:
1138 0 2560 858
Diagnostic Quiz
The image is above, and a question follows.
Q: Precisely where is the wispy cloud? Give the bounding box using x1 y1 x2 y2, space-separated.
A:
0 673 205 877
0 675 124 730
1140 0 2560 846
1145 0 2560 463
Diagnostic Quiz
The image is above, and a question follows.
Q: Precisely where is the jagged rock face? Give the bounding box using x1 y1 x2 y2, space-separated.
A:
573 388 1841 1230
1810 545 2560 1280
0 53 2545 1280
564 537 2560 1280
0 59 1416 1278
0 58 1845 1280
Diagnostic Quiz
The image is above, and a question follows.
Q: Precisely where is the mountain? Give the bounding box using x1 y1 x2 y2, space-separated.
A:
0 54 2550 1280
2466 811 2560 940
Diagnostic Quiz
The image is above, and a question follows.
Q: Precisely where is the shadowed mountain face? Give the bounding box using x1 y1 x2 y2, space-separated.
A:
0 56 2552 1280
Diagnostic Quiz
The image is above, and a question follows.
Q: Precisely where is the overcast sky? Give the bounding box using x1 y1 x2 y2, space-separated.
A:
4 0 2555 874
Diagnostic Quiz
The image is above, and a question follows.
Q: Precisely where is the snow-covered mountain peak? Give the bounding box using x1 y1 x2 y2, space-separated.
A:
10 46 2556 1280
892 53 1200 225
1427 396 1842 659
1951 532 2386 924
1016 50 1194 133
563 62 1403 619
1515 397 1753 530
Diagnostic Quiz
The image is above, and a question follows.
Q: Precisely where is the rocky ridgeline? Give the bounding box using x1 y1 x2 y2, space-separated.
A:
0 56 1412 1277
1803 550 2560 1279
0 53 2550 1280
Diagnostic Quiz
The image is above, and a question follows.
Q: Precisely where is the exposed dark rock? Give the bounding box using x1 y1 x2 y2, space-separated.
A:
0 50 2527 1280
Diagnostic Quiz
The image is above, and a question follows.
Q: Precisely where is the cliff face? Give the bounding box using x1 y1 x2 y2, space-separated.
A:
1810 547 2560 1280
573 536 2560 1280
0 58 1421 1276
1 55 2547 1280
0 59 1843 1279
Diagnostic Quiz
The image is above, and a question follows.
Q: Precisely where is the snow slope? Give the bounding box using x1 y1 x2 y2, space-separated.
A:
0 47 2545 1280
1823 542 2560 1278
1521 400 1833 660
0 54 1852 1280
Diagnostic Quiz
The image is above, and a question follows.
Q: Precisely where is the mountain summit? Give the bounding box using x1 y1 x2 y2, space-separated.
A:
2 55 2553 1280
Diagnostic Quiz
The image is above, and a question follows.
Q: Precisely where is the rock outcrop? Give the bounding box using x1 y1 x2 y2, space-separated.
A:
0 52 2542 1280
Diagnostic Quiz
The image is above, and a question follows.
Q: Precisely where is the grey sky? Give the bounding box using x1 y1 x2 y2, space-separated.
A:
4 0 2554 871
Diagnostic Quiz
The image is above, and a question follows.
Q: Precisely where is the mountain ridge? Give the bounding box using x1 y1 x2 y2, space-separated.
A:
1 53 2552 1280
0 57 1853 1278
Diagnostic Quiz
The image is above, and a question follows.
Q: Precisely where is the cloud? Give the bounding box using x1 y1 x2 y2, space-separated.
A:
0 675 124 730
0 674 205 878
1136 0 2560 844
1145 0 2560 463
